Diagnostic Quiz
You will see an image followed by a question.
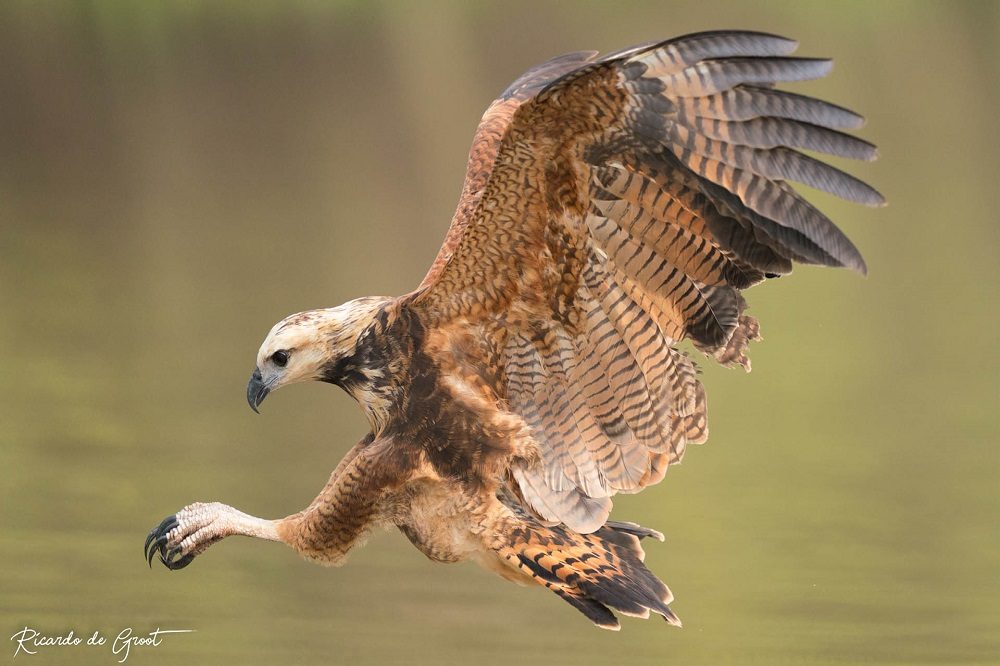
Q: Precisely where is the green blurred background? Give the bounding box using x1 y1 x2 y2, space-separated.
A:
1 1 998 664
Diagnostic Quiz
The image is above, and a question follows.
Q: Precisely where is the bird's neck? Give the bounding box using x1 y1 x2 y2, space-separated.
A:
321 298 404 435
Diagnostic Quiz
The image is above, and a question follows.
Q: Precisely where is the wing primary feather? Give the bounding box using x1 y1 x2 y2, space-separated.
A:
665 123 885 205
680 114 878 161
656 57 834 98
622 31 800 79
680 85 866 129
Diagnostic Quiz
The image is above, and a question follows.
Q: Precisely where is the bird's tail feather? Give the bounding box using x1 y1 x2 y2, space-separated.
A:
494 516 679 630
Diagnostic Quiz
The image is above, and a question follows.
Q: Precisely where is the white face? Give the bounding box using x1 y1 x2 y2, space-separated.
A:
255 305 349 390
250 297 389 406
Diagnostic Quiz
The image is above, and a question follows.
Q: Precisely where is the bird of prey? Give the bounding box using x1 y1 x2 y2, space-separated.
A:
145 30 881 630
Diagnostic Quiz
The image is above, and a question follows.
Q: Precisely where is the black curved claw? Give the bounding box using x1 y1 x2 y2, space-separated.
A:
163 545 180 566
144 515 179 569
147 535 168 567
162 546 195 570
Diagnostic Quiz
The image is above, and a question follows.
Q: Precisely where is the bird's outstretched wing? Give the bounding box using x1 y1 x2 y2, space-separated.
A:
407 31 882 532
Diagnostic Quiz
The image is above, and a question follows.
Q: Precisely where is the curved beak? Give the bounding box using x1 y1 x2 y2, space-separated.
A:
246 368 270 414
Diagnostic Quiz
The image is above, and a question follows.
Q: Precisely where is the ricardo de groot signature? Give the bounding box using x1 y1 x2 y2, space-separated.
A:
10 626 194 662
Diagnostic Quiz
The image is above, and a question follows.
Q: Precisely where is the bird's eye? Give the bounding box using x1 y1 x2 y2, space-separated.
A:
272 350 289 367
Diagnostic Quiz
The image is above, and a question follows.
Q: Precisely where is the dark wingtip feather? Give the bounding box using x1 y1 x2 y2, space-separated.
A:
662 606 683 627
866 185 888 208
553 588 621 630
603 520 666 542
665 29 800 55
835 245 867 275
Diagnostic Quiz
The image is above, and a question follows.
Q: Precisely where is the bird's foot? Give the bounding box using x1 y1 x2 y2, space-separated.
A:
144 502 232 570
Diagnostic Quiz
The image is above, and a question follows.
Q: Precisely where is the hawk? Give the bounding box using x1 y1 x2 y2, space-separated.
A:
145 30 881 630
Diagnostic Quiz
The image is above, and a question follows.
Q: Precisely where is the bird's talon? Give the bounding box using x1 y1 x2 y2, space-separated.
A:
169 553 195 570
146 534 167 567
144 513 194 570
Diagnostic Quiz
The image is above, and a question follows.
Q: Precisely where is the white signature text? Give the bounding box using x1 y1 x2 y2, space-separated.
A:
10 626 194 662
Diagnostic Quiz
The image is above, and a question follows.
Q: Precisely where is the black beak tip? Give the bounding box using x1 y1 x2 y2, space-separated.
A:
247 368 269 414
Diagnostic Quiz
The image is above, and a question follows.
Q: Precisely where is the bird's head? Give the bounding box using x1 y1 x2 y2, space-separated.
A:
246 296 390 413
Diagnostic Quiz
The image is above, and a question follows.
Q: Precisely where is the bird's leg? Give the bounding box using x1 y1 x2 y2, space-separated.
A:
272 437 406 566
145 435 404 570
144 502 280 570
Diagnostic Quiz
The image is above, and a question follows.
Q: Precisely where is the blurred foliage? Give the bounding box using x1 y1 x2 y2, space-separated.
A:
1 1 998 664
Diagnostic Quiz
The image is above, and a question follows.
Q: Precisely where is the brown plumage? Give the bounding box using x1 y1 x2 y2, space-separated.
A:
145 30 881 630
